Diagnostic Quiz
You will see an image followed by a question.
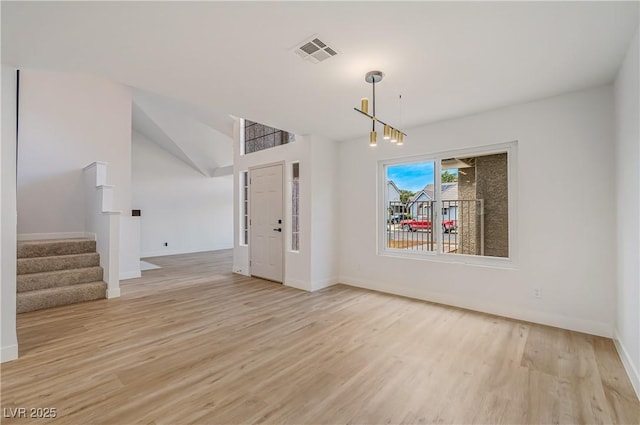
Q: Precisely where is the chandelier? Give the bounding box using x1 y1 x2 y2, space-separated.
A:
353 70 406 147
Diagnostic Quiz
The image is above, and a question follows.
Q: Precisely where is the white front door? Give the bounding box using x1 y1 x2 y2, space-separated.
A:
249 163 284 283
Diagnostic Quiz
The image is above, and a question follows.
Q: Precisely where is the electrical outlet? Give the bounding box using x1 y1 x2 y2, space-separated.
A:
533 288 542 299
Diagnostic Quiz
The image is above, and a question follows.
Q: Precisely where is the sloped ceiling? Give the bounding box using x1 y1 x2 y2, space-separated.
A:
132 102 204 175
2 2 638 141
132 90 233 177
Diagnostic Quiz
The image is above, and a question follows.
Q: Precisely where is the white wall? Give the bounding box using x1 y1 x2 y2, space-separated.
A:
17 69 132 234
614 28 640 396
338 85 616 337
310 135 339 291
132 131 233 257
1 65 18 362
119 216 140 279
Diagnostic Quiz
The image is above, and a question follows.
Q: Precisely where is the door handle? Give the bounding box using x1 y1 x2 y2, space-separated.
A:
273 228 282 232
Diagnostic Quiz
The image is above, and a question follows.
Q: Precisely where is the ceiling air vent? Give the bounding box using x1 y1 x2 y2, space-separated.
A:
293 35 338 64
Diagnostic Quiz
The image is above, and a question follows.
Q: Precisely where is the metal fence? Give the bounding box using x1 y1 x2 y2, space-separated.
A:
386 200 484 255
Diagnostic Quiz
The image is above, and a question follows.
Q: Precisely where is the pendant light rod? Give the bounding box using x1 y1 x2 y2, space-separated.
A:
372 78 376 120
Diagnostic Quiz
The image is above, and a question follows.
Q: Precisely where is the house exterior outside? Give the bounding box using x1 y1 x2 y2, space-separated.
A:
407 191 433 219
387 180 405 215
406 182 458 221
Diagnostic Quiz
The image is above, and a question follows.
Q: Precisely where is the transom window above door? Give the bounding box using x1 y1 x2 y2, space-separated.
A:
241 119 295 155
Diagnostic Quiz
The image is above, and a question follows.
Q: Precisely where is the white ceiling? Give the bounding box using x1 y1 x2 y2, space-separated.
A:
2 1 638 141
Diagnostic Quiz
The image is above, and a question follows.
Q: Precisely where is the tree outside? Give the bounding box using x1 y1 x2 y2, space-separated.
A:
441 170 458 182
399 189 415 204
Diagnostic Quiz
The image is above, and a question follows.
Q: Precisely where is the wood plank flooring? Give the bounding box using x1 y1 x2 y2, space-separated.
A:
1 250 638 424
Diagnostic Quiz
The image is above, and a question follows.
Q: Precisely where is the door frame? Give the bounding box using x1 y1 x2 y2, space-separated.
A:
248 160 286 283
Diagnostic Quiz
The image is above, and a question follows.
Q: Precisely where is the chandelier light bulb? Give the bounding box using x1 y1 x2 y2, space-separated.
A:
361 98 369 115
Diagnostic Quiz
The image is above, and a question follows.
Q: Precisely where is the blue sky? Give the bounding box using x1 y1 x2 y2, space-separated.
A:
387 162 458 193
387 162 435 192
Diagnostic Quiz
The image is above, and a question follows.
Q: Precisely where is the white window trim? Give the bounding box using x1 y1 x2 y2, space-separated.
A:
378 141 518 269
239 118 246 156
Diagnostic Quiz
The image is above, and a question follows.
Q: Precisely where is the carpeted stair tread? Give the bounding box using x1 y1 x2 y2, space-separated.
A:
18 253 100 275
17 281 107 314
17 266 104 293
15 238 106 313
17 238 96 258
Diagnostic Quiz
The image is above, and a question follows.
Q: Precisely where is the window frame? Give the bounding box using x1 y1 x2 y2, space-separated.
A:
378 141 518 269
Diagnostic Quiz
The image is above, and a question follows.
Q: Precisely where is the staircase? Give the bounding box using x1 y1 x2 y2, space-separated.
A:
17 239 107 313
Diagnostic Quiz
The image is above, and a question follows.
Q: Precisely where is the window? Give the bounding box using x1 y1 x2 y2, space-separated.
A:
291 163 300 251
241 171 249 245
243 119 295 155
386 161 436 251
382 143 515 262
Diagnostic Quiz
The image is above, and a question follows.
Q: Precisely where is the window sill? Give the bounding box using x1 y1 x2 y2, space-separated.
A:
380 249 517 270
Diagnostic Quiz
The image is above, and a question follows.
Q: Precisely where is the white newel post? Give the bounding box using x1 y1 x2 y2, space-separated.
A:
83 162 121 298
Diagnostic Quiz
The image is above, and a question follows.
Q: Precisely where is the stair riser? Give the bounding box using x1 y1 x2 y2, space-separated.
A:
17 282 107 314
17 240 96 259
18 254 100 275
18 267 104 293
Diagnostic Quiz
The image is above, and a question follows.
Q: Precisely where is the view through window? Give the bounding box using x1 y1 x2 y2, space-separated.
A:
385 150 509 258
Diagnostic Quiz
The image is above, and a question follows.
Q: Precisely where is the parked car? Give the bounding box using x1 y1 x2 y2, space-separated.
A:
388 213 411 224
400 218 457 233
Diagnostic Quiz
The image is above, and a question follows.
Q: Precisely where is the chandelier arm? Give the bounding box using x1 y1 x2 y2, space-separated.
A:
353 108 408 136
353 107 373 118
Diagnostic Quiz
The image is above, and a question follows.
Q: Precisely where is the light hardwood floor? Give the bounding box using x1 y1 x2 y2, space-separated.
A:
2 250 638 424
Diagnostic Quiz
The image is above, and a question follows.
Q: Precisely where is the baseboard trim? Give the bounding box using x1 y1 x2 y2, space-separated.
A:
106 288 121 299
232 264 250 276
311 276 339 292
120 270 141 280
285 278 311 292
1 344 18 363
339 275 613 338
141 246 233 258
613 329 640 401
18 232 96 241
